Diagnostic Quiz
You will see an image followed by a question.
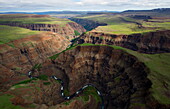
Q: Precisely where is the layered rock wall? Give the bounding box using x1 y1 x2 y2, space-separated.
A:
76 30 170 53
0 32 70 89
41 46 151 109
1 22 86 40
69 18 107 31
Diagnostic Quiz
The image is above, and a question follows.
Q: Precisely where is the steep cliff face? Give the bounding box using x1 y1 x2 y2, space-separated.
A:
76 30 170 53
1 22 86 40
0 32 70 91
41 46 151 109
69 18 107 31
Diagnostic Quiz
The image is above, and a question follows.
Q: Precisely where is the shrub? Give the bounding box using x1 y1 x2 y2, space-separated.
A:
74 30 80 36
38 75 48 81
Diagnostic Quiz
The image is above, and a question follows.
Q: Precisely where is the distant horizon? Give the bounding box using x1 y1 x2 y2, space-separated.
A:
0 8 170 13
0 0 170 12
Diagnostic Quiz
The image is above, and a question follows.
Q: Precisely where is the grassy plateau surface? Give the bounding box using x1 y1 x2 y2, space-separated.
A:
0 14 72 25
76 14 170 35
0 25 41 45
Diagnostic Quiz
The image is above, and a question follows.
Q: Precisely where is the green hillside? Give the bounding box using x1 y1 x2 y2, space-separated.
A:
0 25 42 45
0 25 41 45
0 14 72 25
75 14 170 35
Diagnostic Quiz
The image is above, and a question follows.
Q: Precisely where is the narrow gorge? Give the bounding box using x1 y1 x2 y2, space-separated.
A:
39 45 152 109
69 18 107 31
0 12 170 109
0 32 70 91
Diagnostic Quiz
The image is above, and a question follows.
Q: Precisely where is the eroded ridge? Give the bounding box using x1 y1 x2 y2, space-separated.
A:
27 70 104 109
41 45 151 109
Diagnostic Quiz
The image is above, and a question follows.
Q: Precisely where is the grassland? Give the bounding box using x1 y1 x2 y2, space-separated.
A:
0 25 41 45
50 43 170 104
82 86 102 103
0 74 52 109
76 14 170 35
0 14 72 25
94 23 156 35
0 94 23 109
49 44 78 60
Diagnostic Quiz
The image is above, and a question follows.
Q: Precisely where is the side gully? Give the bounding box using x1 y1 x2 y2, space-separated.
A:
28 71 105 109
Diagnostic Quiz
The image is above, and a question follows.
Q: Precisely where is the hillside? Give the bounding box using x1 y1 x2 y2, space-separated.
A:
123 8 170 17
0 25 41 45
0 9 170 109
75 30 170 53
0 14 86 40
0 25 70 91
70 10 170 34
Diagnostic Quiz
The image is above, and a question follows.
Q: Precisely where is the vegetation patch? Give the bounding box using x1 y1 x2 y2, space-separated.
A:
32 64 42 71
99 36 104 40
74 30 80 36
12 67 22 71
43 82 51 85
0 15 72 25
38 75 48 81
13 84 30 89
13 78 37 86
13 75 48 86
71 37 79 43
49 44 77 60
75 15 170 35
83 86 101 103
114 77 121 83
65 36 69 39
7 43 15 48
63 100 72 105
0 25 41 45
21 42 35 47
64 89 70 97
0 94 24 109
55 79 62 84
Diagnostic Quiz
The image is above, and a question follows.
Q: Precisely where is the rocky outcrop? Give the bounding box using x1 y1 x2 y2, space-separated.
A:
76 30 170 53
0 32 70 90
40 46 151 109
69 18 107 31
0 22 86 40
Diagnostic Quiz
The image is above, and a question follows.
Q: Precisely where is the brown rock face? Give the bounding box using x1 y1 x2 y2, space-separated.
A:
41 46 151 109
76 30 170 53
69 18 107 31
1 22 86 40
0 32 70 90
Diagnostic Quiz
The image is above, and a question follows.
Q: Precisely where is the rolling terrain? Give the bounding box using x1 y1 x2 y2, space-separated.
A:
0 14 86 40
70 8 170 33
0 8 170 109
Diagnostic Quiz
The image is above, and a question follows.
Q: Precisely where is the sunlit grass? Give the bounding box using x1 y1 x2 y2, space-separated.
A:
94 23 155 35
0 25 41 45
0 15 72 25
76 14 170 35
